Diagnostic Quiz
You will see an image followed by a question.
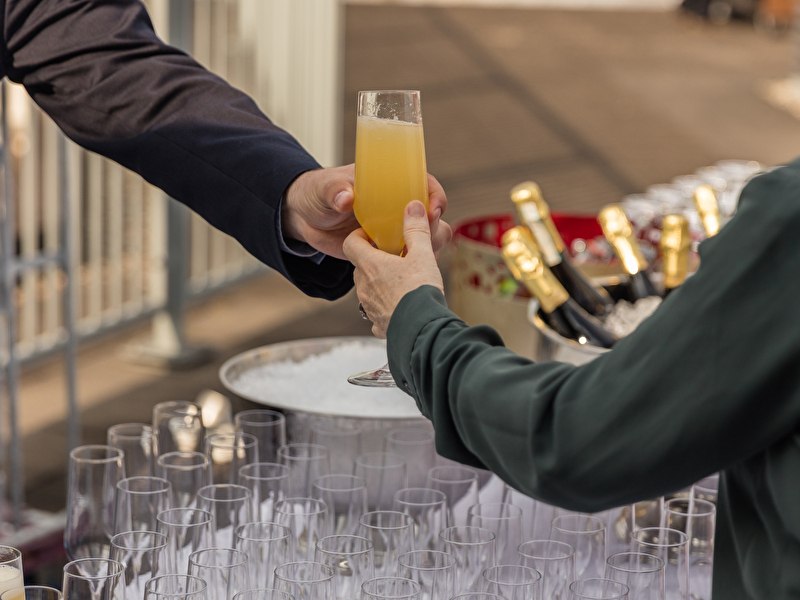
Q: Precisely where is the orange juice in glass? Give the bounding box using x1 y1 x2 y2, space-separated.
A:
354 90 428 255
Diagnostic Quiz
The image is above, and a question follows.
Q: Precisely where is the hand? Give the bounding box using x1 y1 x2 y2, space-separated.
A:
343 200 447 337
283 164 449 260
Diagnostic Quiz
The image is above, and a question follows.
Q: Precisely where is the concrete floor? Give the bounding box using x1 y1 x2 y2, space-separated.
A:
16 3 800 514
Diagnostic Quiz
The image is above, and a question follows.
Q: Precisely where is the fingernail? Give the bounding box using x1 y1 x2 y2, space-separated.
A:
407 201 425 218
334 191 350 210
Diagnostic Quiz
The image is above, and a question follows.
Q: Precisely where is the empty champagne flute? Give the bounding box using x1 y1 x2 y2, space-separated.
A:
205 432 259 485
156 508 215 575
274 498 330 562
360 578 420 600
188 548 249 599
239 463 289 522
153 401 206 456
65 445 126 561
110 531 167 600
397 551 455 600
278 444 330 498
438 527 495 594
0 546 24 595
386 429 435 489
480 565 541 600
467 503 522 565
107 423 154 477
62 558 124 600
113 476 172 534
690 475 718 505
156 452 212 509
312 475 367 536
569 579 629 600
394 488 448 551
604 552 665 600
143 574 207 600
550 514 606 580
426 467 479 527
1 586 62 600
518 540 575 600
502 486 537 541
315 535 375 600
235 410 287 464
355 453 407 511
664 499 715 600
358 511 415 578
630 528 688 600
236 523 292 590
197 484 253 548
348 89 429 387
273 562 336 600
309 419 363 475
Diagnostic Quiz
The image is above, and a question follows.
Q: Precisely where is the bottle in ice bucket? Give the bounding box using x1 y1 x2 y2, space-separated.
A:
660 214 691 296
501 226 617 349
598 204 660 301
693 184 721 238
510 181 614 318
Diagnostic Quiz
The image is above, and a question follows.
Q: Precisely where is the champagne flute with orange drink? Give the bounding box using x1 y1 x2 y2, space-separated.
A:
348 90 429 387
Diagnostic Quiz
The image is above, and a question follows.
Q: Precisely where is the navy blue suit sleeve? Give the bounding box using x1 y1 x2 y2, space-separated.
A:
0 0 353 299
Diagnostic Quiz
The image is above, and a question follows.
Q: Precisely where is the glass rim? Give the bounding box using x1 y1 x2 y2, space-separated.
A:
277 443 328 459
110 530 168 550
467 502 523 519
359 510 413 530
393 487 446 506
273 561 335 583
316 534 374 555
0 545 22 565
235 521 291 542
633 527 688 548
63 558 124 579
116 475 171 493
108 422 152 437
568 577 630 597
144 573 207 592
205 431 259 447
664 497 717 517
606 551 665 574
156 507 214 526
238 462 289 480
312 474 367 492
234 408 285 424
357 89 421 96
188 547 248 568
69 444 124 464
427 465 478 483
197 483 251 502
361 576 421 598
156 451 209 469
518 539 575 559
551 513 605 533
275 497 328 516
439 525 496 545
481 563 542 585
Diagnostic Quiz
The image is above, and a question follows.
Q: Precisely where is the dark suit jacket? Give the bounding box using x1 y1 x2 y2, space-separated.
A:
0 0 354 299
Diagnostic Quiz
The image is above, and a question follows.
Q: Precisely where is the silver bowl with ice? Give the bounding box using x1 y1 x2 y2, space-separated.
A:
220 336 426 450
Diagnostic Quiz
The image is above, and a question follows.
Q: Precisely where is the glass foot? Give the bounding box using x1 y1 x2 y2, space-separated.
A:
347 363 397 387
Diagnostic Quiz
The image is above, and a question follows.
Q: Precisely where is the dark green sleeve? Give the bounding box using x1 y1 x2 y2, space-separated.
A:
387 158 800 512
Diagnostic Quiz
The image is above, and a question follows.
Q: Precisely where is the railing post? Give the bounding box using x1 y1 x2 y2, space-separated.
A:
128 0 213 369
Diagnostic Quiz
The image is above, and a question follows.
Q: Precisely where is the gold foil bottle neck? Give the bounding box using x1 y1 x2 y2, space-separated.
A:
693 184 721 237
501 226 569 313
660 213 691 289
510 181 566 259
598 203 649 275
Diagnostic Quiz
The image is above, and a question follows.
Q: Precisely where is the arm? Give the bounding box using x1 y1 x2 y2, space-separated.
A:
1 0 352 299
351 160 800 512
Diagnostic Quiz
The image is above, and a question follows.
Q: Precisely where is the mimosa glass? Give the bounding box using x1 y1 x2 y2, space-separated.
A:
349 90 428 387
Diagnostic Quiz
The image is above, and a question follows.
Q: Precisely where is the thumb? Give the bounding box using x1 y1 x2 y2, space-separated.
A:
404 200 432 254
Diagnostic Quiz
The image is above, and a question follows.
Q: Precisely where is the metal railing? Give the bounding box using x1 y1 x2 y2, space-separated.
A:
0 0 343 531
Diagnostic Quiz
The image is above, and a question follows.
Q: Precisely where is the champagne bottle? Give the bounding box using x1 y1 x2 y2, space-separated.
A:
660 214 691 296
510 182 613 317
598 203 659 301
501 227 617 348
693 184 721 238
